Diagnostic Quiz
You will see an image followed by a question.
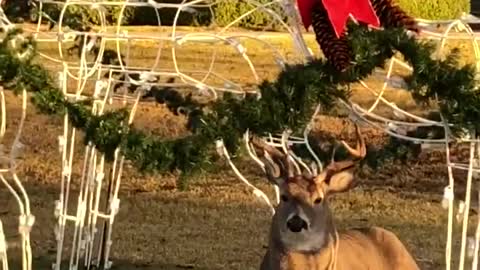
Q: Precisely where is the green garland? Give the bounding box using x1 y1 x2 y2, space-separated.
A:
0 24 478 186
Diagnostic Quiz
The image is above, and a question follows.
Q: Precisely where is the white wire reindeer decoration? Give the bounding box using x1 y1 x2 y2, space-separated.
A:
0 87 33 270
1 1 480 270
5 1 310 270
0 5 34 270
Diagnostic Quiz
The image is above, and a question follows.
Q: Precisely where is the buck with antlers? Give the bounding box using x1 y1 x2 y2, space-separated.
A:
250 125 419 270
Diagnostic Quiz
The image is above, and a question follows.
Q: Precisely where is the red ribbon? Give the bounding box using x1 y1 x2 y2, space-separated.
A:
297 0 380 38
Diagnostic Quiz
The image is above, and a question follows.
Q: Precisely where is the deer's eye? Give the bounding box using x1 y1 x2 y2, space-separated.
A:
280 195 289 202
314 197 323 204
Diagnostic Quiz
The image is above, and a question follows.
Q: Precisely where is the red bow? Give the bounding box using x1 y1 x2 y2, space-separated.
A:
296 0 380 38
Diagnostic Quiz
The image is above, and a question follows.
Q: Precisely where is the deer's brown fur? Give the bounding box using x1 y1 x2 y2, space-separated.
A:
262 226 419 270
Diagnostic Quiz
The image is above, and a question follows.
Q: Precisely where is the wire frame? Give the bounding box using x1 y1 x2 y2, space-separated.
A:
220 13 480 270
2 1 480 270
22 1 311 270
0 6 34 270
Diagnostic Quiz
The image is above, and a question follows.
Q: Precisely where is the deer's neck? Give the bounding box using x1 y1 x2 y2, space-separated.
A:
273 232 338 270
272 225 337 252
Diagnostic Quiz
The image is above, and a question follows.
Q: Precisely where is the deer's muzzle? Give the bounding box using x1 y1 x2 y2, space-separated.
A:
286 215 308 233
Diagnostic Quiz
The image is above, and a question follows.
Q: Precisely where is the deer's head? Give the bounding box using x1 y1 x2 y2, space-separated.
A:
250 125 366 252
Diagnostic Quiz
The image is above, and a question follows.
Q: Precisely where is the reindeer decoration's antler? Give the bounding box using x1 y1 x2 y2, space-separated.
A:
250 123 366 186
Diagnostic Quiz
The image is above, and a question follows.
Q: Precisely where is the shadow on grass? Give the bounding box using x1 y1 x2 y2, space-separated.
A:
7 257 221 270
0 175 451 270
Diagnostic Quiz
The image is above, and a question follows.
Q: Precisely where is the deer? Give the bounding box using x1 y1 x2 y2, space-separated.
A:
249 124 419 270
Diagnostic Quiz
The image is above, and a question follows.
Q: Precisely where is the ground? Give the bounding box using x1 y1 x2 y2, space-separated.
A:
0 24 479 270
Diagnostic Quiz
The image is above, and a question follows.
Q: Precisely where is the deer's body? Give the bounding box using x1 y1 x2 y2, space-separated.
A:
250 124 419 270
261 226 419 270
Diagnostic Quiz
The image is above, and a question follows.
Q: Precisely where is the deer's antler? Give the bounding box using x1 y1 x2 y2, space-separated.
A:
315 124 366 183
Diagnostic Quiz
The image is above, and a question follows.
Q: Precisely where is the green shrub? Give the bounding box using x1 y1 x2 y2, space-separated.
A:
211 0 470 30
105 4 136 26
3 0 32 23
9 0 470 29
396 0 470 20
26 0 135 29
213 0 288 30
131 3 212 26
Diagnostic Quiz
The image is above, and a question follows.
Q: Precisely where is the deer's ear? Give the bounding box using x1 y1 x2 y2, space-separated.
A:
326 170 355 195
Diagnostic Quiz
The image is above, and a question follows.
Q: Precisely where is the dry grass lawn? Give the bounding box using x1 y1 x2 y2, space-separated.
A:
1 25 480 270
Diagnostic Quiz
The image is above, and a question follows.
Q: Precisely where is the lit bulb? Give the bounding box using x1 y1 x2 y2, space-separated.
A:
0 221 6 254
387 122 399 132
54 200 62 218
58 135 65 153
227 38 246 55
57 71 65 88
111 198 120 215
181 6 197 14
94 80 105 97
387 75 407 89
274 56 285 69
215 140 224 157
457 200 466 223
442 186 454 209
467 236 476 258
253 189 264 198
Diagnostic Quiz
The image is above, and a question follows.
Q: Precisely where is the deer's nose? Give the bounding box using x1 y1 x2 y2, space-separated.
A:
286 215 308 233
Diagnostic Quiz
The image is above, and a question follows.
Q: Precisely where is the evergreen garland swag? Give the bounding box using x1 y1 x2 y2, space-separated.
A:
0 24 479 184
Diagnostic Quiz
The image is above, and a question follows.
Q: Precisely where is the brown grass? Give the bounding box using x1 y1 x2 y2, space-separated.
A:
1 27 480 270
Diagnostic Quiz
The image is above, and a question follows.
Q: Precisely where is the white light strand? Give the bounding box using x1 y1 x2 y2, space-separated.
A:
2 1 480 270
216 139 275 215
